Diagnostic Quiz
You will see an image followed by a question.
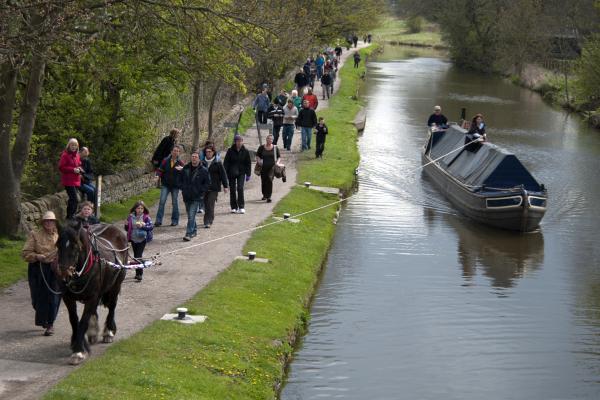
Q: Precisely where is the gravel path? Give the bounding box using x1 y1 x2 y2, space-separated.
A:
0 43 367 400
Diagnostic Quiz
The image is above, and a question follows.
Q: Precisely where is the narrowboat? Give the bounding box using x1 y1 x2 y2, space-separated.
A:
422 125 547 232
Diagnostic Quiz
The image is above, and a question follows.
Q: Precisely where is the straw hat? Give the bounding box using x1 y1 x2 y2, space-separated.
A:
41 211 57 221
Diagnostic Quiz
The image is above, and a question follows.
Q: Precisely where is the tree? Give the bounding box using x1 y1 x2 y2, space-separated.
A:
575 34 600 108
494 0 550 76
0 1 108 236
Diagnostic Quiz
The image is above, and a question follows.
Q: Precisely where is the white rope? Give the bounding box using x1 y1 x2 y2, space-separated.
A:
153 137 481 258
105 260 154 270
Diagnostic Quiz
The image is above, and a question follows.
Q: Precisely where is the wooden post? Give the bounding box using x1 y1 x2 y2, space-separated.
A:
96 175 102 219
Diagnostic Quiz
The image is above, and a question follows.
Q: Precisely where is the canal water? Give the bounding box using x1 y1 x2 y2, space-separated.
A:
281 47 600 400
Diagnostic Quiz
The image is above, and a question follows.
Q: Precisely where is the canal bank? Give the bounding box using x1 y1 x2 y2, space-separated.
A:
42 44 378 399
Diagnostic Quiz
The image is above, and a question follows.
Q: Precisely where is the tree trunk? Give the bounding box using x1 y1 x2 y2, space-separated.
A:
0 62 21 236
12 54 46 181
207 80 223 141
191 80 201 150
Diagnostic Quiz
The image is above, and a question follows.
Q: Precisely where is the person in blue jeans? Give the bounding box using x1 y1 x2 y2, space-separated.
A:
181 151 210 241
297 100 317 151
155 145 184 226
79 147 96 203
315 54 325 80
282 99 298 151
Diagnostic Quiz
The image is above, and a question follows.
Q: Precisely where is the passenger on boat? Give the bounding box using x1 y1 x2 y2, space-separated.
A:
468 114 486 139
465 113 486 152
427 105 448 128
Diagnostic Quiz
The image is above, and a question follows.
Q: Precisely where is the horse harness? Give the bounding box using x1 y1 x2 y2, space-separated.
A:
66 226 128 295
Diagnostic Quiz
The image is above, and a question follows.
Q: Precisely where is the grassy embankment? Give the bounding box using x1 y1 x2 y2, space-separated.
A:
372 16 445 48
45 45 378 400
0 189 161 291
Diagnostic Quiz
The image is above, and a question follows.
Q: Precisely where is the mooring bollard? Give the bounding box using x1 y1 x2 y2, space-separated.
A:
177 307 188 320
304 181 311 188
248 251 256 261
283 213 291 219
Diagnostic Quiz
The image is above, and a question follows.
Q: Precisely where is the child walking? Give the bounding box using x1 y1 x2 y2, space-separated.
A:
126 200 154 281
315 117 329 159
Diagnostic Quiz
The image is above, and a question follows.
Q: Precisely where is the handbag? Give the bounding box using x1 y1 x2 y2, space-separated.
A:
253 162 262 176
274 163 285 179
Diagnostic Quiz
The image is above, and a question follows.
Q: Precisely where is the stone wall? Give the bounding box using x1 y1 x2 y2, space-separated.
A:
19 166 156 233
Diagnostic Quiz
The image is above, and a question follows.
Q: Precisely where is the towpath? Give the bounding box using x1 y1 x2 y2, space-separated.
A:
0 42 367 400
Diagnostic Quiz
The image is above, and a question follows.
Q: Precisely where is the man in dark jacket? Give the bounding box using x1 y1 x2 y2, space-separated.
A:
224 135 252 214
320 71 333 100
202 145 229 228
427 105 449 128
297 100 318 151
275 89 288 107
181 151 210 241
151 128 180 169
155 145 184 226
267 101 285 145
294 68 309 97
353 51 361 68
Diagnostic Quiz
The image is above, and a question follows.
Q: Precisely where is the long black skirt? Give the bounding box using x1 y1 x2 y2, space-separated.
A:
28 263 61 327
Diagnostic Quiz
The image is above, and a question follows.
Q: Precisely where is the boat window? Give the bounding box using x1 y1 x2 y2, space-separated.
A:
528 197 547 208
486 196 522 208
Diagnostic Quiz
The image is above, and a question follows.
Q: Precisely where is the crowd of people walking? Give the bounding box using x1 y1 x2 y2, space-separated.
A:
22 39 366 336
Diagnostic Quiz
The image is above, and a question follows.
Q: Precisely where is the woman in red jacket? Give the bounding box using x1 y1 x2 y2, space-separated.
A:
58 138 82 218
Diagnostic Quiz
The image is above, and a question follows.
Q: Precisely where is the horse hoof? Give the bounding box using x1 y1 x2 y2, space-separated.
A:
102 331 115 343
88 335 98 345
69 352 87 365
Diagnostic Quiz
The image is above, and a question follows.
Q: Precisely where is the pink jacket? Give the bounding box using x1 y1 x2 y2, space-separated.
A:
58 150 82 187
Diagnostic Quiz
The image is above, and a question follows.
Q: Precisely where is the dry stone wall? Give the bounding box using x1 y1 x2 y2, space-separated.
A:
19 166 155 233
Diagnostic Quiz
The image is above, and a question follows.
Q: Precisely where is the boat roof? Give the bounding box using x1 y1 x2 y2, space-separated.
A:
429 126 543 192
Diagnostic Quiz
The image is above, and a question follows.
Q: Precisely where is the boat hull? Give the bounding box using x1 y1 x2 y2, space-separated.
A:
422 153 546 232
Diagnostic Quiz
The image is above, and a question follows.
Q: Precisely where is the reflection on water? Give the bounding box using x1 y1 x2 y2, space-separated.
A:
281 48 600 400
449 216 544 292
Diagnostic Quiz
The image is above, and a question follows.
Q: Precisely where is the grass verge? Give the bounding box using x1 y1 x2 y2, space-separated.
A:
0 187 161 291
45 45 375 399
372 17 444 48
0 237 27 290
99 188 161 223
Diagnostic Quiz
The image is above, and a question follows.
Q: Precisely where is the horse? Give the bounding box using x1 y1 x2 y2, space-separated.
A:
55 220 128 365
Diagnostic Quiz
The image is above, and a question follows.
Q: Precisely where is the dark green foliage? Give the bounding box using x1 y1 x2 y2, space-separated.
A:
406 16 423 33
24 40 187 197
575 34 600 110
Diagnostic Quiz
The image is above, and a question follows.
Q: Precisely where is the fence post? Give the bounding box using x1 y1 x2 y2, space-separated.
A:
95 175 102 219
